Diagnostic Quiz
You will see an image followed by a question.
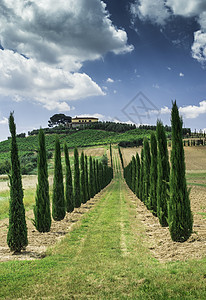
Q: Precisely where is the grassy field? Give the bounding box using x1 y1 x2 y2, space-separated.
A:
0 150 205 299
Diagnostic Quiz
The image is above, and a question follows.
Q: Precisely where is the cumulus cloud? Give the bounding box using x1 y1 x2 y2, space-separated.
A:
179 101 206 118
130 0 206 65
131 0 170 25
0 0 133 110
0 0 133 69
157 101 206 119
179 72 184 77
0 49 105 111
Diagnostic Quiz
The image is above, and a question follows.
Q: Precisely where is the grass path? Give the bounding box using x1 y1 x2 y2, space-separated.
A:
0 149 206 299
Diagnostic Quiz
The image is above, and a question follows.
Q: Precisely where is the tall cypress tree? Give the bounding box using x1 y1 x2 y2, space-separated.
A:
74 147 81 208
7 113 28 252
85 155 90 201
64 143 74 212
131 156 136 193
149 132 158 215
89 156 95 198
80 152 86 204
135 152 140 198
52 136 65 221
168 101 193 242
110 143 113 168
34 128 51 232
156 120 170 227
143 138 151 207
96 160 101 193
93 158 98 194
139 148 144 201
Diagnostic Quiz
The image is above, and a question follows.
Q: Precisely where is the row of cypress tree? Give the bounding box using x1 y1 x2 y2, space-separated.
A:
7 114 113 252
34 136 113 230
124 102 193 242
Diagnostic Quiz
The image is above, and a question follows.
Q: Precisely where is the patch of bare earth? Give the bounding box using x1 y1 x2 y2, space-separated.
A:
0 188 108 262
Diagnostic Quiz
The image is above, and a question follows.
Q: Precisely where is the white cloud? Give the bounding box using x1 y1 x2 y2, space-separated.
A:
131 0 171 25
167 67 171 70
107 78 114 83
0 0 133 110
0 0 133 69
166 0 206 17
179 101 206 118
113 90 117 94
179 72 184 77
130 0 206 65
0 117 8 125
0 49 105 111
157 101 206 119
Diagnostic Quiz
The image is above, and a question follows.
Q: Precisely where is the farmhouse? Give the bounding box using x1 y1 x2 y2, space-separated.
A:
72 116 98 128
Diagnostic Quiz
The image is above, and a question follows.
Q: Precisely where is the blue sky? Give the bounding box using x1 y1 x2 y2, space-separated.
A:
0 0 206 140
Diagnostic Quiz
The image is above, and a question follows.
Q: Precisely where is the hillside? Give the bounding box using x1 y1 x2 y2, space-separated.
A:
0 128 152 154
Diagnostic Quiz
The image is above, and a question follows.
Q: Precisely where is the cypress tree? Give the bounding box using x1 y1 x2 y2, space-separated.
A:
7 113 28 252
149 132 158 215
156 120 170 227
52 136 65 221
131 156 136 193
168 101 193 242
139 148 144 201
34 128 51 232
110 143 113 168
74 147 81 208
135 152 140 198
143 138 151 207
93 158 98 194
64 143 74 212
89 156 95 198
96 160 101 193
85 155 90 201
80 152 86 204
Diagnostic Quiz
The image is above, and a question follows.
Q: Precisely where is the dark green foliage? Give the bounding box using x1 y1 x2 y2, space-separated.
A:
118 146 124 169
74 147 81 208
101 154 108 166
80 152 86 204
52 136 65 221
168 101 193 242
85 155 90 201
143 138 151 206
149 132 158 215
131 156 136 193
110 144 113 167
118 138 143 148
135 152 140 198
156 120 170 227
33 129 51 232
89 156 95 198
7 113 28 252
64 143 74 212
139 148 144 201
93 159 98 194
96 160 101 193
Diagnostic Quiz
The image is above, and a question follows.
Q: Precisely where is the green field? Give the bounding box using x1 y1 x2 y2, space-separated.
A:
0 151 205 299
0 128 151 157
